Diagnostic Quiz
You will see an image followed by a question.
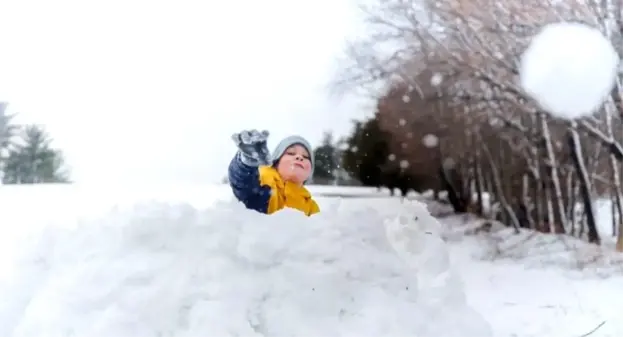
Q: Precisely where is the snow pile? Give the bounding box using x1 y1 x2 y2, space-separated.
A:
433 211 623 278
1 198 492 337
307 185 393 197
519 22 619 119
479 227 623 274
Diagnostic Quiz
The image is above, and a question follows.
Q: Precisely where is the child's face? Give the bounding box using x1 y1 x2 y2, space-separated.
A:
276 144 312 185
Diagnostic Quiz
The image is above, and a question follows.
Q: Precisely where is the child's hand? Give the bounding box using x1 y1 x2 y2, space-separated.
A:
232 129 272 166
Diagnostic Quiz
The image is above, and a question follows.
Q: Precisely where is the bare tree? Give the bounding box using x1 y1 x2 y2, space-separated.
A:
334 0 623 247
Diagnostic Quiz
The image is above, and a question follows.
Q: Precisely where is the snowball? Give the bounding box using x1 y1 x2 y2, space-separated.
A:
399 160 409 169
422 134 439 148
402 95 411 103
399 118 407 126
388 154 396 161
519 22 620 120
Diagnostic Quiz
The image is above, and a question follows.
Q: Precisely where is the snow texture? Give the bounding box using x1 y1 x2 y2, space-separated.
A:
434 210 623 337
519 22 619 120
430 73 443 87
422 134 439 148
0 189 491 337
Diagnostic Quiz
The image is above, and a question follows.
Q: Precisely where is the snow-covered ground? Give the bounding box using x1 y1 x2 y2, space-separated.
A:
0 184 622 336
435 210 623 337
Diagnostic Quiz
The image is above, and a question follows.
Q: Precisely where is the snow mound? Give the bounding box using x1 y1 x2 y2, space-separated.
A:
519 21 619 120
477 228 623 277
436 211 623 279
1 199 491 337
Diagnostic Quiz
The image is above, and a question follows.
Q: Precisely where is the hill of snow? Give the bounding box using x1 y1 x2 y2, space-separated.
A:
0 184 491 337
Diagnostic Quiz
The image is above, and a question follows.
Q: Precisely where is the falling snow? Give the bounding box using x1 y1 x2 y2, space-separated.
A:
422 134 439 148
431 73 443 86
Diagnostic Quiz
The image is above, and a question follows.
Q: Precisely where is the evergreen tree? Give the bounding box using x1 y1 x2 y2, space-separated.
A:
0 103 17 152
342 113 391 188
3 125 69 184
312 131 338 183
0 102 19 183
0 103 16 148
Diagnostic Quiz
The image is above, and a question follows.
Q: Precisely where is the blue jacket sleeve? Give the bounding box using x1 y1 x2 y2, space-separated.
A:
228 152 272 214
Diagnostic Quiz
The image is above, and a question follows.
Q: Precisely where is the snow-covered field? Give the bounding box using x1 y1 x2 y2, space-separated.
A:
0 184 622 337
437 213 623 337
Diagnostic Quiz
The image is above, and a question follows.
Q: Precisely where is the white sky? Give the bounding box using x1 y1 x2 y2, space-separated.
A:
0 0 370 185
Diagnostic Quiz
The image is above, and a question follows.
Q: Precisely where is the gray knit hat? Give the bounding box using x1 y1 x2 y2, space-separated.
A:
271 135 315 180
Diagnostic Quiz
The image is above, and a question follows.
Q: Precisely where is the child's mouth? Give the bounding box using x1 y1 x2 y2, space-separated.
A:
293 163 304 169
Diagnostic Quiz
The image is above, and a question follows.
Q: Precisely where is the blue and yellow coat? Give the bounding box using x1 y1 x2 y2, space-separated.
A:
228 153 320 216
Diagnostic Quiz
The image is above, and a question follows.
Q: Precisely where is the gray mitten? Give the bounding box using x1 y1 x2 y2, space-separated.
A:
231 129 272 166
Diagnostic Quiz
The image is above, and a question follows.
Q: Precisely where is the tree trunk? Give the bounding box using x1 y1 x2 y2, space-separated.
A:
565 170 574 234
540 112 568 233
479 134 521 231
522 173 535 229
568 122 600 244
474 155 485 216
604 99 623 250
439 166 467 213
570 176 577 237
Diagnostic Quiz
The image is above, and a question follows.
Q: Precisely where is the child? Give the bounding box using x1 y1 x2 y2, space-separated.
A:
228 129 320 216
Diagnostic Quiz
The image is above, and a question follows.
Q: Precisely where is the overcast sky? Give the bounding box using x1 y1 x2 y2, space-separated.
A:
0 0 370 186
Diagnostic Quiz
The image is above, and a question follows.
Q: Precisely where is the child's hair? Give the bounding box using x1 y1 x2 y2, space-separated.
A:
271 135 315 180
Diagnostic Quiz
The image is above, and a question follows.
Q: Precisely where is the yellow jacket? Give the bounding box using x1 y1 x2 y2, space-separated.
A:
258 166 320 216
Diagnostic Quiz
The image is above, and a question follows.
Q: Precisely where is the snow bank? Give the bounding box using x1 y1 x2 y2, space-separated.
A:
477 227 623 276
435 213 623 336
307 185 391 196
434 211 623 279
0 196 491 337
